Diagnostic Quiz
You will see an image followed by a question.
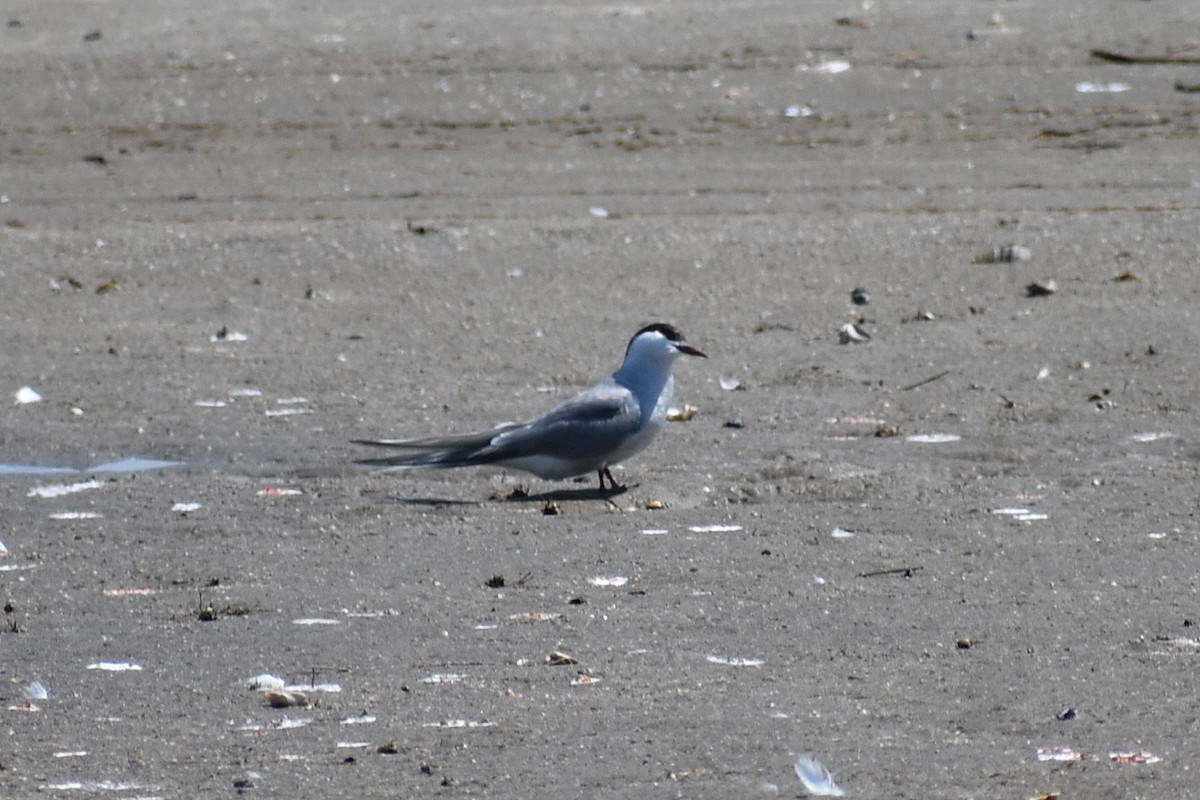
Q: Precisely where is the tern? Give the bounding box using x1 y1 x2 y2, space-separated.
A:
354 323 706 491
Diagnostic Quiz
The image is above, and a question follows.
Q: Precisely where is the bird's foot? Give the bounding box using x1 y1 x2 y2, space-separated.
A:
597 467 627 494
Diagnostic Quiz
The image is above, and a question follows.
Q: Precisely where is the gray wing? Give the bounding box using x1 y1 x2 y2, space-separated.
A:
353 382 640 468
486 381 641 463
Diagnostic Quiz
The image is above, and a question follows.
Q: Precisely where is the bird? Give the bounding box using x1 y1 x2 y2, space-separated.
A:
353 323 707 491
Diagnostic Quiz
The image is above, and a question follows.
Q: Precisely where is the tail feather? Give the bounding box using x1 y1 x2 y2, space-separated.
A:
353 425 520 469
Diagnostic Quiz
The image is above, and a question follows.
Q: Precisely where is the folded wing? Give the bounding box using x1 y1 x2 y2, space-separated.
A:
353 381 641 471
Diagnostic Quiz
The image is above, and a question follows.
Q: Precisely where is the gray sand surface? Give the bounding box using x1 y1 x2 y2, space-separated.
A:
3 1 1199 797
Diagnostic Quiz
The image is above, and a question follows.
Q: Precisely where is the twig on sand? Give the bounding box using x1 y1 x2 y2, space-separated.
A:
1091 48 1200 64
860 566 923 578
900 370 950 391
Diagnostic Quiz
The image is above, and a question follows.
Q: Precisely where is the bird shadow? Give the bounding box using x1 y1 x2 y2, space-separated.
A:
385 496 482 508
360 481 632 508
496 484 631 504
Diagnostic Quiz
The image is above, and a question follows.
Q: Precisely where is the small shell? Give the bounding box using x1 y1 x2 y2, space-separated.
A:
1025 279 1057 297
975 244 1031 263
666 404 699 422
838 323 870 344
265 690 310 709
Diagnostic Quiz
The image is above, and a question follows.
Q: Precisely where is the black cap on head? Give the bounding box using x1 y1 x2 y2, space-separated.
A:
626 322 706 358
633 322 686 343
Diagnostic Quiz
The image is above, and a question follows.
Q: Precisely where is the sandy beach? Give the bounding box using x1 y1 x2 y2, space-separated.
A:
2 1 1199 797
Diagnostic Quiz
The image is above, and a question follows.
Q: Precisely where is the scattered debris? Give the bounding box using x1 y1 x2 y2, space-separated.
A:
340 713 376 725
705 654 764 667
1037 745 1091 763
265 407 312 417
850 287 870 305
719 376 742 391
793 754 846 797
210 327 249 343
835 16 873 29
831 527 856 539
860 566 922 578
992 507 1048 522
420 673 465 685
264 690 311 709
25 681 48 701
1026 279 1058 297
87 662 143 672
1091 48 1200 64
571 672 602 685
547 651 578 665
1075 81 1130 93
906 433 961 443
49 511 103 520
45 782 159 793
238 716 311 732
510 611 562 623
667 404 699 421
1110 751 1162 765
901 369 950 391
975 244 1031 263
1056 708 1078 721
256 487 302 497
15 386 42 404
838 322 870 344
1115 270 1141 282
28 479 104 499
804 60 851 75
589 576 628 587
247 674 287 691
688 524 743 533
